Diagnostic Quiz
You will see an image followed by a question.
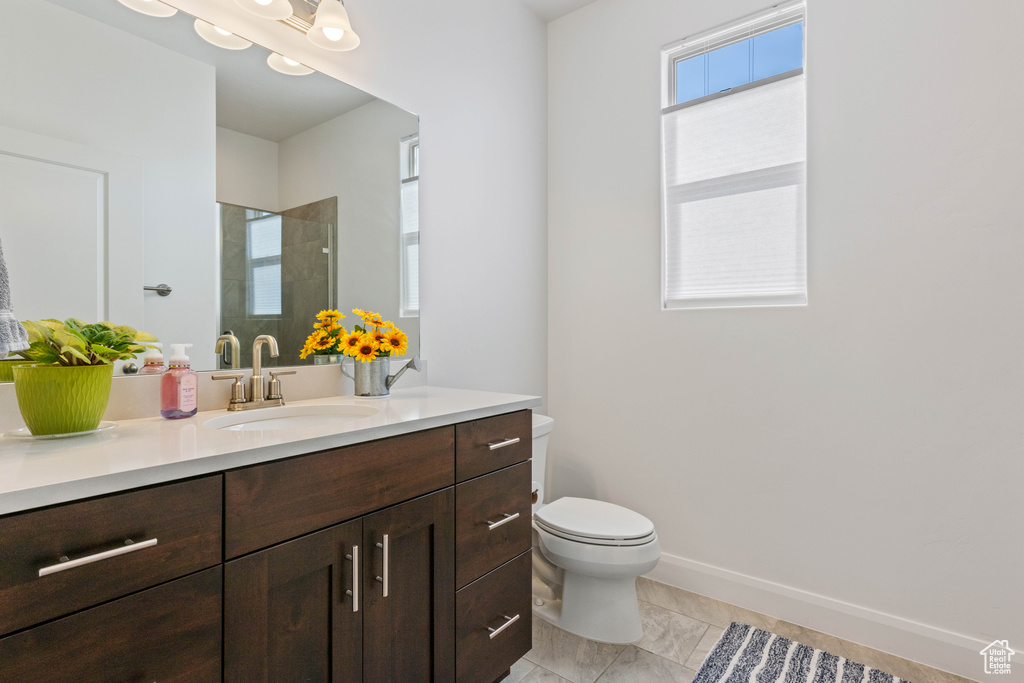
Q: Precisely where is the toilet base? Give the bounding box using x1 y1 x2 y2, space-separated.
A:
532 570 644 644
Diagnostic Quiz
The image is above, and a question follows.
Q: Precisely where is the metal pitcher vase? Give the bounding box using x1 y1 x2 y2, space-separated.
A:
341 355 421 398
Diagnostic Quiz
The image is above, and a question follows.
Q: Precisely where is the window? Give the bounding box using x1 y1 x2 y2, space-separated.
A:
661 1 806 309
400 134 420 317
246 210 282 316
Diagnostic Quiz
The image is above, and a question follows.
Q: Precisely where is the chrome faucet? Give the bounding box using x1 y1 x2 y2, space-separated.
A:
212 334 295 411
250 334 279 406
215 332 240 369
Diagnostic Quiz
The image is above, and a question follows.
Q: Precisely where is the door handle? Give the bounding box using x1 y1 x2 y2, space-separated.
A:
345 544 359 612
374 534 389 597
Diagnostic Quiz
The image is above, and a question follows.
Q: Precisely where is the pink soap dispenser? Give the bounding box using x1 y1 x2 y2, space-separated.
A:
137 343 165 375
161 344 198 419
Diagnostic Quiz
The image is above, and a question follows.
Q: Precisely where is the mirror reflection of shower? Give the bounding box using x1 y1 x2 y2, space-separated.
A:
218 199 337 370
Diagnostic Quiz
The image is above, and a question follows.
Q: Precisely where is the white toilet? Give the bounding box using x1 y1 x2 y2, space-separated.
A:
530 414 660 644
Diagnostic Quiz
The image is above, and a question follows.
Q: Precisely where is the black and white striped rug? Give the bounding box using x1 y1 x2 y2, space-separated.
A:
693 622 910 683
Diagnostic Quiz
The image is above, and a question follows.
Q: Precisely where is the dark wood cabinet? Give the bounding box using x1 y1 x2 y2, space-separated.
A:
456 552 533 683
225 427 455 558
224 519 362 683
225 489 455 683
455 409 531 483
0 566 222 683
1 409 533 682
455 461 532 589
362 489 455 682
0 475 222 637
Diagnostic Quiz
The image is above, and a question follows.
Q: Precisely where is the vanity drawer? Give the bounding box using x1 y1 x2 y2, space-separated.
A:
455 461 532 589
455 410 531 482
226 426 455 558
0 566 222 682
0 475 222 637
456 551 532 683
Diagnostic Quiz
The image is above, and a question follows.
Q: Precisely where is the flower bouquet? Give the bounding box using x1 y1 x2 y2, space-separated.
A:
300 309 409 363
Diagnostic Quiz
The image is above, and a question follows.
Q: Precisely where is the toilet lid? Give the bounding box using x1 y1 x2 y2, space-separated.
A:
534 497 655 542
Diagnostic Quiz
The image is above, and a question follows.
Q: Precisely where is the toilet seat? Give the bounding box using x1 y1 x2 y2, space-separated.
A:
534 497 655 546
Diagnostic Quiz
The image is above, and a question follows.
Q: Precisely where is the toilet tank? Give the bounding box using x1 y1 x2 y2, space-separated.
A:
532 414 554 511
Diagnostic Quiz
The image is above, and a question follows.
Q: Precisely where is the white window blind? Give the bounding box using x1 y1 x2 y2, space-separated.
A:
400 178 419 315
661 4 806 309
400 134 419 317
247 215 282 316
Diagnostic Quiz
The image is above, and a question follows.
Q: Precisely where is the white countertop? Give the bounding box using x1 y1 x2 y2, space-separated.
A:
0 386 541 516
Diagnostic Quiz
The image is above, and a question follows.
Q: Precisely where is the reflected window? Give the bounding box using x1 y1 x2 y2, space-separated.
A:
400 134 419 317
246 210 282 316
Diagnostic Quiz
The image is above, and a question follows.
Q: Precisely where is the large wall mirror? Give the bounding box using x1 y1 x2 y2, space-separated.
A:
0 0 419 375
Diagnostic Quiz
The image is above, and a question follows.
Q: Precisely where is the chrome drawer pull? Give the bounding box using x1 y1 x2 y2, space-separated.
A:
486 513 520 531
375 534 389 597
487 437 520 451
38 538 158 578
345 545 359 612
487 614 520 639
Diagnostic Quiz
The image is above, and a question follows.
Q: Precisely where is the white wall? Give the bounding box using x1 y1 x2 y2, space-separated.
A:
547 0 1023 678
217 127 279 211
278 99 419 353
0 2 217 364
169 0 548 399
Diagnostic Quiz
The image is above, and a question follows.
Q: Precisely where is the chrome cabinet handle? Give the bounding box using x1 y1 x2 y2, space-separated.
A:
486 513 520 531
38 538 158 577
345 545 359 613
375 534 389 597
487 437 520 451
487 614 520 639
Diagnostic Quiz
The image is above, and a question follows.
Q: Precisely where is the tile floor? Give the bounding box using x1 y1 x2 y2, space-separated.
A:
509 577 978 683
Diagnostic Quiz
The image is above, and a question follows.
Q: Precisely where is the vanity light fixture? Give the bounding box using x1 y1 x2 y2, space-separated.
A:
194 19 254 50
234 0 294 21
116 0 177 18
267 53 315 76
307 0 360 51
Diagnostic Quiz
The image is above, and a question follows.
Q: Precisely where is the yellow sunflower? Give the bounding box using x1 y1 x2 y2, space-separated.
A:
317 309 343 321
353 334 379 363
340 330 363 356
358 309 384 326
383 327 408 356
300 330 324 359
314 310 344 329
351 308 367 318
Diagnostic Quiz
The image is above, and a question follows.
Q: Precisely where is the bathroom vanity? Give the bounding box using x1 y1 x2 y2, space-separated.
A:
0 387 538 682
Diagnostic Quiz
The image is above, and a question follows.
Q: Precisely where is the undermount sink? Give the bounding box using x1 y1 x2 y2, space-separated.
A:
203 404 379 432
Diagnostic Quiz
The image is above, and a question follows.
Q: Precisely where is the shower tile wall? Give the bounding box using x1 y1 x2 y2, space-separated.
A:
279 197 337 367
220 197 337 370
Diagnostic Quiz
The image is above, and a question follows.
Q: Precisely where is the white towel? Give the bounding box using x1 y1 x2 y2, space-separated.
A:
0 237 29 359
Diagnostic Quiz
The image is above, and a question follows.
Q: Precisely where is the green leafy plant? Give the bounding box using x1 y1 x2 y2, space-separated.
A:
16 318 158 367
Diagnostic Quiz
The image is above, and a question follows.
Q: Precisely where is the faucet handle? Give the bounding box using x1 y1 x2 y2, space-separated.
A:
266 370 296 401
213 373 247 406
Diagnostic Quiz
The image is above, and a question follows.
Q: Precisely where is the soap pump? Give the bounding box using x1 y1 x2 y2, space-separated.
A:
137 342 165 375
161 343 198 419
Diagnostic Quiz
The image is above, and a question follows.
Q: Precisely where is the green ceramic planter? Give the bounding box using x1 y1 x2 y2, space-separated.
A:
0 359 32 383
12 364 114 435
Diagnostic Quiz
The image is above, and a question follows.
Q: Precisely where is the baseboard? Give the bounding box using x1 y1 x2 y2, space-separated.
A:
644 551 986 680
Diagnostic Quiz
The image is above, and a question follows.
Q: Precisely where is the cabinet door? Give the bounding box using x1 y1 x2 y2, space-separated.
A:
224 519 362 683
362 489 455 682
